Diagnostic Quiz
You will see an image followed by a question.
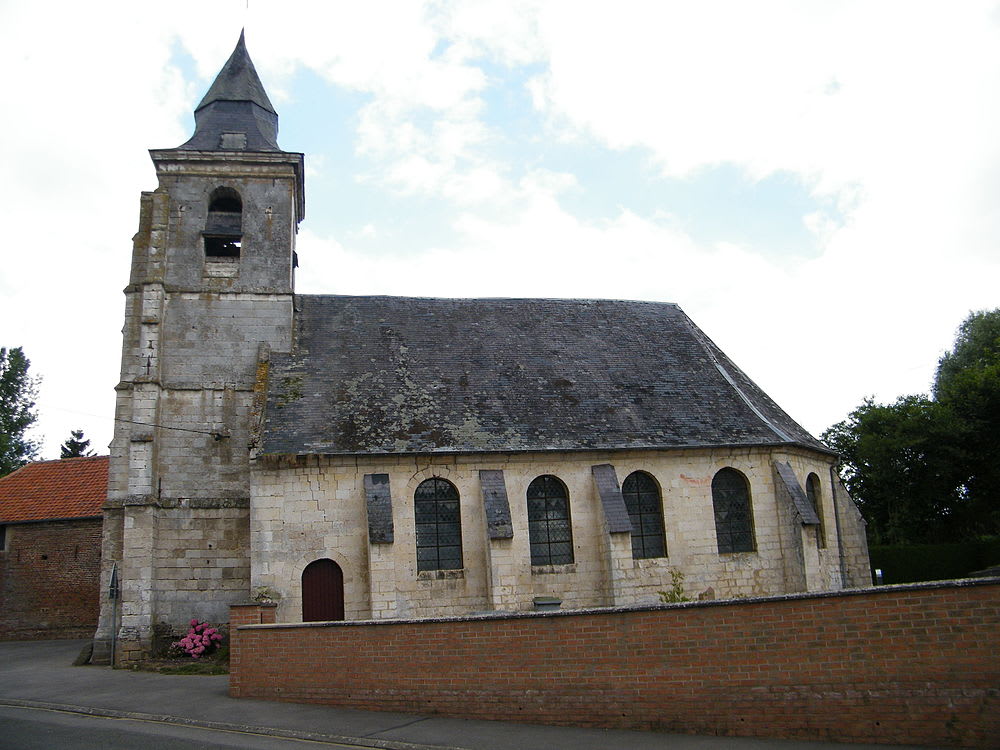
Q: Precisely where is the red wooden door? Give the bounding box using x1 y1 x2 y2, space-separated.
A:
301 558 345 622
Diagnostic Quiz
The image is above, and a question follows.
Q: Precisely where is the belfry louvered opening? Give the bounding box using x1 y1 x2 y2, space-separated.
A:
204 187 243 258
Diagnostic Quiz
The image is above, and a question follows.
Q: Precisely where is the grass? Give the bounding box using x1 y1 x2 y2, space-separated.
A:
152 660 229 675
139 643 230 675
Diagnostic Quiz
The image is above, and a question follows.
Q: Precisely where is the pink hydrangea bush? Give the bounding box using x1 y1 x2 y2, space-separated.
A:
170 619 224 659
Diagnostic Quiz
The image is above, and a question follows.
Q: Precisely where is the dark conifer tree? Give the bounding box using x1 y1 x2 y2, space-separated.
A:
60 429 94 458
0 347 39 477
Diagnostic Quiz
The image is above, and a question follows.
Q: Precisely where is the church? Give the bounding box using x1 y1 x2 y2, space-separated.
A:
93 34 870 664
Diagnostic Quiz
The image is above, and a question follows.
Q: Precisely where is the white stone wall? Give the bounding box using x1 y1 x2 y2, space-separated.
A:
777 451 846 592
252 460 372 622
250 445 867 623
832 472 873 587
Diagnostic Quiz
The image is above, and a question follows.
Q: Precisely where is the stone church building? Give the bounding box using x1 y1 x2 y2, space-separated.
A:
93 34 870 664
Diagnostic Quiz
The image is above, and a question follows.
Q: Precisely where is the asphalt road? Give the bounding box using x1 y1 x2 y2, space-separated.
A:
0 641 935 750
0 704 363 750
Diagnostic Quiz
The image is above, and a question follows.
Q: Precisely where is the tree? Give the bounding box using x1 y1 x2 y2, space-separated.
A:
60 429 94 458
932 309 1000 536
822 396 965 544
0 347 40 477
823 309 1000 544
933 309 1000 399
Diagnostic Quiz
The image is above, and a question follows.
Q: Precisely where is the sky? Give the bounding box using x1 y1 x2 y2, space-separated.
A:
1 1 998 460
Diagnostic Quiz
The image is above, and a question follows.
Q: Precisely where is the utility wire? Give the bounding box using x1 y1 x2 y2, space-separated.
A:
115 417 229 441
48 405 228 441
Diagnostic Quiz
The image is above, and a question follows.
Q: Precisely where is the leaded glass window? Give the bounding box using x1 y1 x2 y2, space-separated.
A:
414 478 463 571
622 471 666 559
806 473 826 549
527 475 574 565
712 468 755 554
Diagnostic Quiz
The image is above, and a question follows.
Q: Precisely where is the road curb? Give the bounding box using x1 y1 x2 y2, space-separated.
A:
0 698 466 750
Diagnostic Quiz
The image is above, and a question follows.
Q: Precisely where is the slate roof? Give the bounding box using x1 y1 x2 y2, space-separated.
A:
196 30 276 115
261 296 829 457
179 31 282 152
0 456 108 523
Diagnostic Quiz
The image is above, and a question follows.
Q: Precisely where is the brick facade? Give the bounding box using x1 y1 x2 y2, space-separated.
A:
0 518 103 640
230 579 1000 748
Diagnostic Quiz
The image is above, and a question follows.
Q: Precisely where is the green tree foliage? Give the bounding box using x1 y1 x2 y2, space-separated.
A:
933 310 1000 536
0 347 40 477
823 309 1000 544
822 396 965 544
60 429 94 458
934 309 1000 398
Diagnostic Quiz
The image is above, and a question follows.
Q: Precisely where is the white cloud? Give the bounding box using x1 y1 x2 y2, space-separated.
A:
2 0 999 458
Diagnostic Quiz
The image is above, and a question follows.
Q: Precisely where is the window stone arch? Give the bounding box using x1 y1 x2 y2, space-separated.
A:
204 186 243 258
712 468 756 553
622 470 666 559
806 472 826 548
414 477 463 571
527 475 574 565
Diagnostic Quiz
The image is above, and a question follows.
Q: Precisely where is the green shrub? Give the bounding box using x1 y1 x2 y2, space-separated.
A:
658 569 690 603
870 537 1000 584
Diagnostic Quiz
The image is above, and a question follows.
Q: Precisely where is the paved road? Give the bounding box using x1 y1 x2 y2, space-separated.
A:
0 640 928 750
0 704 367 749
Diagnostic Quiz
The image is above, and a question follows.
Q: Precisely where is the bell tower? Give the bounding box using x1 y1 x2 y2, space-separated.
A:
93 32 304 664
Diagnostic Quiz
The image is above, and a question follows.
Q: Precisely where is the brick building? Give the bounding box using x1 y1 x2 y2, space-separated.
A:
0 456 107 640
94 34 870 664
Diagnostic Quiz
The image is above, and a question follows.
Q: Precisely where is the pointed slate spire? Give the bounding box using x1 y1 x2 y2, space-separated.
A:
196 29 276 115
180 30 281 152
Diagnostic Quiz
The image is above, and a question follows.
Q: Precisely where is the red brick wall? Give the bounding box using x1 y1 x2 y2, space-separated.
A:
0 519 103 640
230 602 277 627
229 580 1000 747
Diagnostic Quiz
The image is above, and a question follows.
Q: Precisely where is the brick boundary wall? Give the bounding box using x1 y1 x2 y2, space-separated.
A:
230 579 1000 747
0 519 103 641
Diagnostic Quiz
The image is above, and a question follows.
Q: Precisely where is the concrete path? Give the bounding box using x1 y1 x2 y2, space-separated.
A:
0 640 925 750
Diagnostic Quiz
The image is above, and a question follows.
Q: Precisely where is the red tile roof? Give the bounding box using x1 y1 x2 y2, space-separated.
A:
0 456 108 523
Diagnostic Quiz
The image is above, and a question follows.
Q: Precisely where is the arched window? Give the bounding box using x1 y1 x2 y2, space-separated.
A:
204 186 243 258
208 188 242 214
414 478 462 571
712 468 756 553
622 471 666 559
527 475 574 565
806 473 826 548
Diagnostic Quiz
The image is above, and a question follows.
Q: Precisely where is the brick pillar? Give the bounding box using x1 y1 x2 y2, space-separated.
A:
229 602 276 697
230 602 277 626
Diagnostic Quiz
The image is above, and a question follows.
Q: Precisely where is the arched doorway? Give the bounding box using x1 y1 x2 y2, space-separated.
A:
301 558 345 622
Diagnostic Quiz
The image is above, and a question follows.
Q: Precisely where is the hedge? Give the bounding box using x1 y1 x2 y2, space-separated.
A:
869 538 1000 584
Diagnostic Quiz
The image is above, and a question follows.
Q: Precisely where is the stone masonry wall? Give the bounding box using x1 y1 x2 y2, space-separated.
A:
99 151 301 663
0 519 102 640
151 506 250 632
250 445 860 622
229 579 1000 747
833 471 873 587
